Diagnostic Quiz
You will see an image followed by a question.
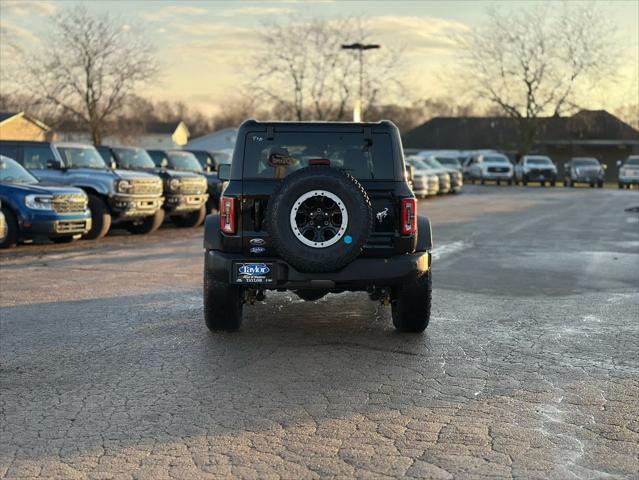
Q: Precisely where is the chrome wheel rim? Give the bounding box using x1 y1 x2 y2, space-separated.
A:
289 190 348 248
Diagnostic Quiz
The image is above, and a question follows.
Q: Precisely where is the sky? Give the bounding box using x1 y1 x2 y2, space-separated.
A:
1 0 638 116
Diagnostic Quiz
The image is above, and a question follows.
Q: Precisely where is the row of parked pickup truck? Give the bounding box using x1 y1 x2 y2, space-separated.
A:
406 149 639 189
0 140 223 248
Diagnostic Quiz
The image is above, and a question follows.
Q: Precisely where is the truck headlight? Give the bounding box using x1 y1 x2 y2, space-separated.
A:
116 180 132 193
25 194 54 210
169 178 180 191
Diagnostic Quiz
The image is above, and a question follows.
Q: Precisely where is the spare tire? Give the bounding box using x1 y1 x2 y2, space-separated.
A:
267 166 372 273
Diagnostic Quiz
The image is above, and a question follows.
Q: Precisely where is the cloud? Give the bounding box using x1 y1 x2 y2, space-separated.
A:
0 21 39 43
367 16 470 52
142 6 209 22
217 6 295 17
1 0 57 17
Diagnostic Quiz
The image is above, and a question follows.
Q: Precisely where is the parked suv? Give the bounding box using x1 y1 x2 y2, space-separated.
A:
467 153 514 185
0 155 91 248
564 157 605 188
203 120 433 333
617 155 639 189
514 155 558 186
405 157 439 198
0 141 164 239
185 149 223 212
146 149 209 227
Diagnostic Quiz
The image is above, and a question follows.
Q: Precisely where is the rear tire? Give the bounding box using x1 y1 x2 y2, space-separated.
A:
125 209 165 235
0 207 18 249
85 195 111 240
480 178 485 185
391 271 432 333
174 205 206 228
597 181 603 188
550 180 556 187
203 272 243 332
619 182 624 189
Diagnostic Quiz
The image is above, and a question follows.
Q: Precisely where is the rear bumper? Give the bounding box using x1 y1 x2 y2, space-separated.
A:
204 250 431 290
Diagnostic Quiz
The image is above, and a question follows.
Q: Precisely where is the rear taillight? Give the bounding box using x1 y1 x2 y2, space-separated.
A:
220 196 236 234
401 198 417 235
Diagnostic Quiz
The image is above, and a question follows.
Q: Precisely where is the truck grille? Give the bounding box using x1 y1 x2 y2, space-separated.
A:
55 220 88 233
52 194 87 214
488 167 509 173
179 178 207 195
131 179 162 195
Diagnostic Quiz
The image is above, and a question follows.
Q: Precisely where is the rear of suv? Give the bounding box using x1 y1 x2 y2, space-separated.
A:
203 120 433 332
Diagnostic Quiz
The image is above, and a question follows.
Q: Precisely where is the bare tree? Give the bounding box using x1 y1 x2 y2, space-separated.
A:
13 6 157 144
461 2 619 151
250 16 404 121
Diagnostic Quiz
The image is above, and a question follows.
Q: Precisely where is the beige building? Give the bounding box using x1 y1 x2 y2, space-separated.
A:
0 112 57 141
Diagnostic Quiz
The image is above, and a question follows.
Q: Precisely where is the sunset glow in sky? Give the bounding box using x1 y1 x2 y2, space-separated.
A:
1 0 638 115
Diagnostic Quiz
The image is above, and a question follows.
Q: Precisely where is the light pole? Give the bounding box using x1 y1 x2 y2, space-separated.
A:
341 42 380 122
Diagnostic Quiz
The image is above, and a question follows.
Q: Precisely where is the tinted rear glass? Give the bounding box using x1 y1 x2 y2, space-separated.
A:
243 132 394 180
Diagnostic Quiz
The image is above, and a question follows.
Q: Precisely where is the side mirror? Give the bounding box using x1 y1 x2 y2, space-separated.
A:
207 157 215 173
46 159 62 170
161 158 169 169
616 160 622 167
111 161 117 170
218 163 231 181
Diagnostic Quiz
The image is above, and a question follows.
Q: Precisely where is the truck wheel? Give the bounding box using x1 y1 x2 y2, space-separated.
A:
85 195 111 240
391 271 432 333
618 182 624 189
203 273 243 332
126 209 165 235
550 180 556 187
480 178 485 185
295 290 329 301
0 206 18 249
174 205 206 228
267 165 372 273
597 181 603 188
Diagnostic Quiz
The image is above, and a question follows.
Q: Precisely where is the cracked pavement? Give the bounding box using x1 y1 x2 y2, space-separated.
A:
1 186 638 479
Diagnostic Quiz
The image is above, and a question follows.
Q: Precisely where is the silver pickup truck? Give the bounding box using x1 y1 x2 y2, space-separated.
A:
617 155 639 189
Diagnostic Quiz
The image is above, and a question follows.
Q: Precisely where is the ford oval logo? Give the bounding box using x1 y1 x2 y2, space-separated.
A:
250 238 266 246
238 263 270 276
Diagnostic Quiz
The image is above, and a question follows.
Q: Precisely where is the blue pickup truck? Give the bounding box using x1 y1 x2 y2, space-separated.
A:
0 141 164 238
0 155 91 248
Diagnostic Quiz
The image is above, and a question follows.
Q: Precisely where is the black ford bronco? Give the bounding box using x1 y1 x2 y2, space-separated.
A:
203 120 432 332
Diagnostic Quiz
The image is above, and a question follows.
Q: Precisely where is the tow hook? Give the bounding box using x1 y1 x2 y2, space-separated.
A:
381 289 391 306
244 290 256 305
244 289 266 305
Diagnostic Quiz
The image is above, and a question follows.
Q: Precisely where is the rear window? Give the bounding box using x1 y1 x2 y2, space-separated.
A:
243 132 394 180
526 157 552 165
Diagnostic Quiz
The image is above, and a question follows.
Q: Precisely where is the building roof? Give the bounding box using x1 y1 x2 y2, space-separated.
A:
0 111 51 131
0 112 19 122
402 110 639 150
144 121 182 134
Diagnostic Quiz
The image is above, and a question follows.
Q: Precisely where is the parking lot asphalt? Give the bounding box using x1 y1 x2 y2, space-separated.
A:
1 185 638 479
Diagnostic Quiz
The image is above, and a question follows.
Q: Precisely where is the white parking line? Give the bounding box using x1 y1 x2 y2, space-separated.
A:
431 240 471 261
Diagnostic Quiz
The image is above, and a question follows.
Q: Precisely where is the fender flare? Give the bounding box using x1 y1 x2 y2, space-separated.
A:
203 214 222 250
416 215 432 252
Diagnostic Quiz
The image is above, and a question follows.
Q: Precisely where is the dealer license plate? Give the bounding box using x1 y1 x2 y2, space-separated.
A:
233 262 274 284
